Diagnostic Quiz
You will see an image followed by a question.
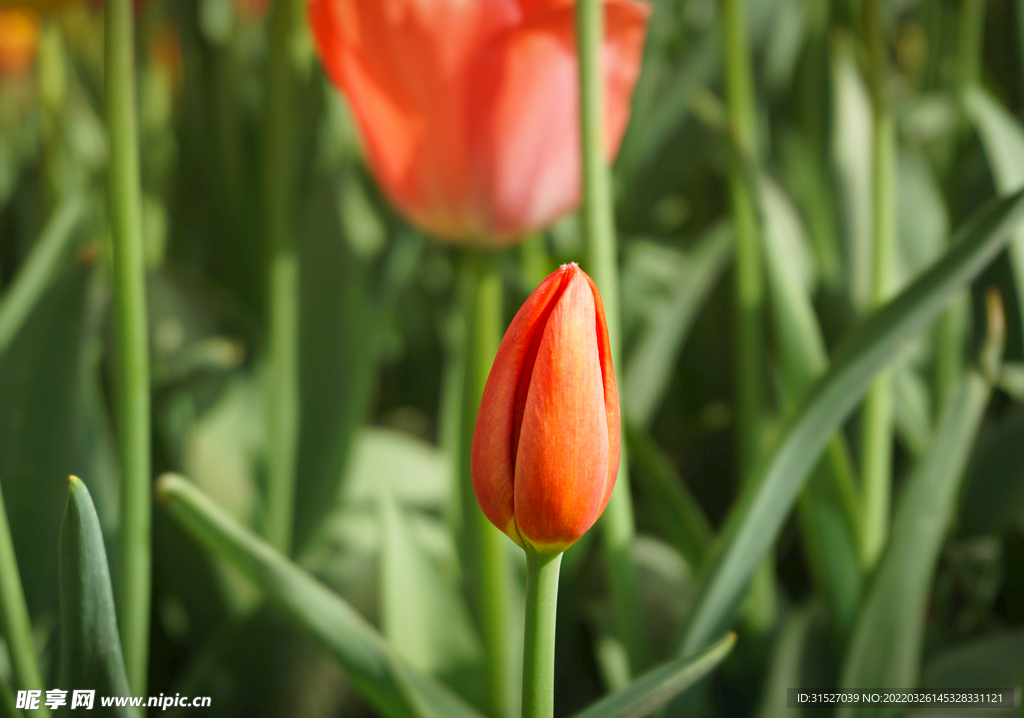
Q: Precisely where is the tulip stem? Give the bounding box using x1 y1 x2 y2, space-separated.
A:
859 0 896 571
263 0 301 556
521 550 562 718
577 0 647 678
721 0 778 635
105 0 151 694
464 252 512 718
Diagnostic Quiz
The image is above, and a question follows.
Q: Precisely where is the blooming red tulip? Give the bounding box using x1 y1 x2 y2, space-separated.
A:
308 0 649 244
471 263 620 554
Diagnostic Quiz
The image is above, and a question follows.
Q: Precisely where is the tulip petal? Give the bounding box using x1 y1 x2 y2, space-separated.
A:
471 267 569 546
308 0 519 239
466 0 649 240
586 274 621 514
514 267 610 552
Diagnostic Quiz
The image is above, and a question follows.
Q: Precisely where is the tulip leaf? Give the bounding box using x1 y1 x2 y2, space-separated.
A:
831 37 874 309
758 176 861 629
0 194 86 360
964 86 1024 339
569 632 735 718
674 189 1024 661
837 368 994 717
623 221 733 429
59 477 138 718
0 265 91 615
380 493 482 701
626 424 713 569
754 604 821 718
155 474 485 718
0 675 18 718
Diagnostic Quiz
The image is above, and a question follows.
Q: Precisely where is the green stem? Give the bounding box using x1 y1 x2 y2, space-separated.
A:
576 0 647 677
37 21 65 214
465 253 511 718
936 0 987 411
722 0 765 481
0 479 46 713
521 551 562 718
722 0 777 634
105 0 151 694
959 0 986 91
859 0 896 570
262 0 301 555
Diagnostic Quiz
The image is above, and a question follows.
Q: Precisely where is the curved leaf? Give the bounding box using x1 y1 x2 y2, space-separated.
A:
674 189 1024 660
569 632 735 718
837 369 993 717
155 474 484 718
59 477 137 718
0 196 86 359
623 222 733 429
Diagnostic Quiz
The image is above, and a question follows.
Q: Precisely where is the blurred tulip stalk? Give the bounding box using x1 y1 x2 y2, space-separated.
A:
309 1 647 716
473 263 621 718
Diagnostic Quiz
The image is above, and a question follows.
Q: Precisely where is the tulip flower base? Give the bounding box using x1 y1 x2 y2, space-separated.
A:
521 550 562 718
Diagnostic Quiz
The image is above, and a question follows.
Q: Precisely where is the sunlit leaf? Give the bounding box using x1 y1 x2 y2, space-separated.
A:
965 86 1024 340
838 369 993 716
156 474 485 718
673 190 1024 662
570 632 736 718
380 494 482 700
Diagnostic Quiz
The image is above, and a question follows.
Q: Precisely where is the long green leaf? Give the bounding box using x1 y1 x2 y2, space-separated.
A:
758 177 862 628
0 474 44 703
380 493 482 700
0 195 85 359
155 474 485 718
569 632 736 718
674 189 1024 660
59 477 137 718
964 87 1024 340
0 674 21 718
835 372 995 712
837 368 993 717
623 222 733 429
755 605 820 718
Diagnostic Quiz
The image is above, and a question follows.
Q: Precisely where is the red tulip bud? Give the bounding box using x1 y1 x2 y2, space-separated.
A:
471 263 620 554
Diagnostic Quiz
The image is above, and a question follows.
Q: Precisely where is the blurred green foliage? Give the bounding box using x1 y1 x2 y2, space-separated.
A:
2 0 1024 716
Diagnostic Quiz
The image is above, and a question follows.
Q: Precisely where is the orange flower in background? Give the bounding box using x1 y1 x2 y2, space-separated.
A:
150 25 183 89
471 263 620 554
308 0 649 243
0 8 39 76
234 0 271 22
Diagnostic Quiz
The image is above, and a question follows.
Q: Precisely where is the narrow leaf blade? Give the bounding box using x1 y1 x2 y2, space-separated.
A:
675 189 1024 660
624 222 733 428
838 370 993 717
569 632 736 718
155 474 484 718
59 477 137 718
